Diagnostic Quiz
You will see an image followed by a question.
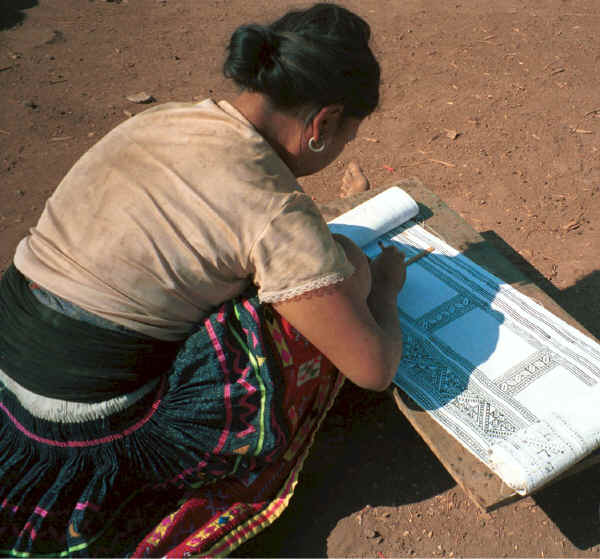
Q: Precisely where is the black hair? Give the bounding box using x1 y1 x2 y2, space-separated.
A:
223 3 380 120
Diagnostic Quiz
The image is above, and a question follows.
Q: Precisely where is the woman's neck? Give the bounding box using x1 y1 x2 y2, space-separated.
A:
230 91 304 176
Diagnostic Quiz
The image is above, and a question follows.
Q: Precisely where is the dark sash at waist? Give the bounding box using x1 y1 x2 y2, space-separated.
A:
0 264 181 403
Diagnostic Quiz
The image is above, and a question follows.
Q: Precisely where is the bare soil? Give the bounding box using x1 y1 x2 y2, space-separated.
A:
2 0 600 556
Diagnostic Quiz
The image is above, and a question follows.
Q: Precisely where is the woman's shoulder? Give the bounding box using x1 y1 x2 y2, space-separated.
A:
124 99 299 190
119 99 250 139
124 99 256 140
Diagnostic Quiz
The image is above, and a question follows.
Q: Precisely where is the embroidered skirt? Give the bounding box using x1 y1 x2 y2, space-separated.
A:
0 293 343 557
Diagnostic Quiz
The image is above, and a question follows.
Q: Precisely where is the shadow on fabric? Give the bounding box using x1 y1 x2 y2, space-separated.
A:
391 246 502 412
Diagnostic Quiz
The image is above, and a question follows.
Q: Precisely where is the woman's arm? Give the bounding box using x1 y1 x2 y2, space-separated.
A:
273 236 405 391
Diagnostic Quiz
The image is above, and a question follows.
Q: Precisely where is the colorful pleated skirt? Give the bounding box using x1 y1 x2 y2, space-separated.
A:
0 293 343 557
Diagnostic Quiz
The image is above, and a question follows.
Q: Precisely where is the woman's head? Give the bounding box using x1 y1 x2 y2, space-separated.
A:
224 3 380 121
224 3 380 174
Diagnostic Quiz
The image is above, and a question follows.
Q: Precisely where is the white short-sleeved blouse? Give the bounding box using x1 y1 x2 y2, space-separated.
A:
14 100 354 341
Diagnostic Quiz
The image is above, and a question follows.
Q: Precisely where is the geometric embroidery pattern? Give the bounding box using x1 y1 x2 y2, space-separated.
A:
264 315 293 367
297 356 321 387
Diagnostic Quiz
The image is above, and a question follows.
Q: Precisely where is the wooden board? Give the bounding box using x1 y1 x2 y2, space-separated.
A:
321 178 600 511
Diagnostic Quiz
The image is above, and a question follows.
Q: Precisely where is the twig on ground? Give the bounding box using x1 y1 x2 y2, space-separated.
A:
543 59 562 71
583 108 600 118
428 158 456 168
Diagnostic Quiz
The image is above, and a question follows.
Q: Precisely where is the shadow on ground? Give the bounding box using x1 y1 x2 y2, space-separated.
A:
234 382 455 557
0 0 38 31
534 466 600 550
481 231 600 341
482 230 600 549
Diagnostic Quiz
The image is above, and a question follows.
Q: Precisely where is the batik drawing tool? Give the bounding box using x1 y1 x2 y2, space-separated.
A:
405 246 434 266
377 242 434 266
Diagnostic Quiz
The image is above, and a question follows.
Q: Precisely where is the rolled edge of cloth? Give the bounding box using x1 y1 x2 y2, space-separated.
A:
488 402 600 495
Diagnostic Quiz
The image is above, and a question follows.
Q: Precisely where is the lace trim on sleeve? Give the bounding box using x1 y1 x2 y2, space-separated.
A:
258 270 351 304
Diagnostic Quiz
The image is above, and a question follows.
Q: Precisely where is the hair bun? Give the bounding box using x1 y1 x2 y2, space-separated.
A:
224 24 281 91
223 4 380 119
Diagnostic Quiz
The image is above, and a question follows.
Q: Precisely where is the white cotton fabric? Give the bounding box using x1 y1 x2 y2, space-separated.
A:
332 188 600 495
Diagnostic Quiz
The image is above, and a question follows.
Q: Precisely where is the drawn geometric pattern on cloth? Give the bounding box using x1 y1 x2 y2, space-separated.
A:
494 350 559 396
489 314 598 388
417 294 477 332
397 328 525 460
423 335 542 426
377 219 600 493
401 223 600 380
488 411 600 494
426 313 596 409
452 393 520 440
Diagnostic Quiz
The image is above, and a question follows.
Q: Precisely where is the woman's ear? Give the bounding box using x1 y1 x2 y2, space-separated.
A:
308 104 344 145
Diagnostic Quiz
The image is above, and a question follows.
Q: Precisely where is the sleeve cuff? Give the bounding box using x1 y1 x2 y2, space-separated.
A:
258 265 354 304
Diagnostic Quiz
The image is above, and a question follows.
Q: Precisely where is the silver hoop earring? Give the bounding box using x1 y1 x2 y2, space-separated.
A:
308 137 325 153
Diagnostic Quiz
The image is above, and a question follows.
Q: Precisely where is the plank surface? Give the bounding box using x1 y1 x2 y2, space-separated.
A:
322 179 599 510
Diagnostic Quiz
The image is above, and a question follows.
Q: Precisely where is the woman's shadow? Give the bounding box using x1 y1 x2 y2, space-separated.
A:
1 0 38 31
335 221 505 416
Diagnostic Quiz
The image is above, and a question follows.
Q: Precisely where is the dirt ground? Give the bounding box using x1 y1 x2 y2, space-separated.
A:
2 0 600 556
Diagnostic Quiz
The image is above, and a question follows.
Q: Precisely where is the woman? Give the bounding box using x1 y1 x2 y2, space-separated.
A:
0 3 406 557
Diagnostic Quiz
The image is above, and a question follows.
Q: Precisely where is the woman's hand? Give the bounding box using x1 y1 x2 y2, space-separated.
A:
370 242 407 299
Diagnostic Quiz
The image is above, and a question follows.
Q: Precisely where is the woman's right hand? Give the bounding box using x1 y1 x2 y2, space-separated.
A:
370 242 407 299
